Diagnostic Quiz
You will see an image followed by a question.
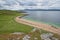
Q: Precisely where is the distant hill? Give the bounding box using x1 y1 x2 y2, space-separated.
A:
24 9 60 11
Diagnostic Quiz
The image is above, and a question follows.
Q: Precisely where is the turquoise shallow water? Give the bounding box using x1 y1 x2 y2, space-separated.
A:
22 11 60 28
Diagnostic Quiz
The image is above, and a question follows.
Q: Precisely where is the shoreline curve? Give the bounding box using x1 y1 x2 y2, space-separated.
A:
15 16 60 35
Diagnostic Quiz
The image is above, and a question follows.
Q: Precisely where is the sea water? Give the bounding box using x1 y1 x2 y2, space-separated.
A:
22 11 60 28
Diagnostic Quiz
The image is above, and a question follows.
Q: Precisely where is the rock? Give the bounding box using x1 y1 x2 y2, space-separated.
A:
31 28 41 32
31 28 37 32
44 38 51 40
41 33 53 39
23 35 30 40
17 38 20 40
11 32 24 35
34 37 38 40
40 33 59 40
51 37 59 40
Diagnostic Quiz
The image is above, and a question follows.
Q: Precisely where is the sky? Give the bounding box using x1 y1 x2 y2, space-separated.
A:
0 0 60 10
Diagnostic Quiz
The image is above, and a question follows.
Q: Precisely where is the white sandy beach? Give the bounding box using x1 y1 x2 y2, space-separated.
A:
15 16 60 35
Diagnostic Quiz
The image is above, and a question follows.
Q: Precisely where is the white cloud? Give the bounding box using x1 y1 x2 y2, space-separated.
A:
0 0 6 4
0 0 60 10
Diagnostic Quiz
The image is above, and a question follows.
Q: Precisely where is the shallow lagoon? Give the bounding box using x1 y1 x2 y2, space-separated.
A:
22 11 60 28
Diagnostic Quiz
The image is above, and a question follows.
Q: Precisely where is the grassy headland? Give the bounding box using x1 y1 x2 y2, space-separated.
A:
0 10 33 34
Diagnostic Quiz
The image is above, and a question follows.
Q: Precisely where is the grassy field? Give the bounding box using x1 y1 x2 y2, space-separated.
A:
0 10 33 34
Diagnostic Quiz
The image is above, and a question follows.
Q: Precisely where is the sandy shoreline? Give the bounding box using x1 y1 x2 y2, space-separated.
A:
15 16 60 35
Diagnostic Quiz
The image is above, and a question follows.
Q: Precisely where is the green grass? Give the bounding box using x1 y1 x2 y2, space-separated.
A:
0 10 33 34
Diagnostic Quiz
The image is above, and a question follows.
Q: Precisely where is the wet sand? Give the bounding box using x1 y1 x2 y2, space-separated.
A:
15 16 60 35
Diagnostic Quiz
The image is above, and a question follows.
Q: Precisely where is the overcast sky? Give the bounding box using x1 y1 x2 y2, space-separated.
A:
0 0 60 10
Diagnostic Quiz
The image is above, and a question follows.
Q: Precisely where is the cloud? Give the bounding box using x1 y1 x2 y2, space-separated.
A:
0 0 60 10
